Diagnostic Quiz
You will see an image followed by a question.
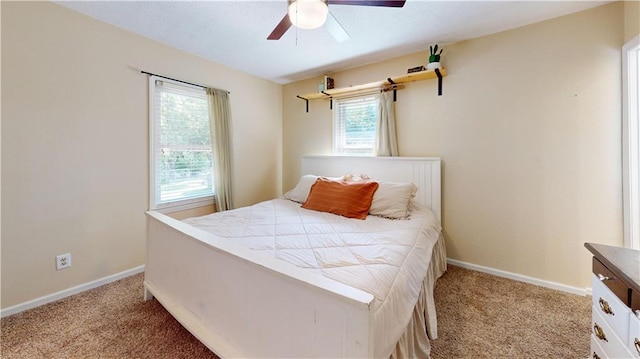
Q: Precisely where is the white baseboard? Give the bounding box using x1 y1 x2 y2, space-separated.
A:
2 260 591 318
1 265 145 318
447 259 590 296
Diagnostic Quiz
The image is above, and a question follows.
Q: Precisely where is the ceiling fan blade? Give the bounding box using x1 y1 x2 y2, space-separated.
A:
267 14 292 40
327 0 406 7
325 12 350 43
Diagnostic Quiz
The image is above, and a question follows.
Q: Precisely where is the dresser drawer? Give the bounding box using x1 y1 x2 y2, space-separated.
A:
593 274 631 341
591 333 606 359
593 257 630 305
586 243 640 359
592 308 634 359
629 309 640 358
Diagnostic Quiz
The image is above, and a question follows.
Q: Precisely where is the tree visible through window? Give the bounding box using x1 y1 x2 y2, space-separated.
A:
333 96 379 155
150 78 214 210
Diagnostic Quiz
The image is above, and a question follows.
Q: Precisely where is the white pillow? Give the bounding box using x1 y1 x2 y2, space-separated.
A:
342 174 417 219
285 175 417 219
284 175 343 203
283 175 320 203
369 182 418 219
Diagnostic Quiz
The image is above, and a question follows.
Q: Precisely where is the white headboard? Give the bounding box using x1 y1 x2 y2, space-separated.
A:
301 156 441 222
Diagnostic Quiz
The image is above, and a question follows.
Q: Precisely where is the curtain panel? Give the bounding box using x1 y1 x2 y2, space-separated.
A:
207 88 234 211
376 91 399 156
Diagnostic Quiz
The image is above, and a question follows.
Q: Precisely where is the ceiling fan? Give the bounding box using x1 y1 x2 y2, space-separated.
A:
267 0 406 43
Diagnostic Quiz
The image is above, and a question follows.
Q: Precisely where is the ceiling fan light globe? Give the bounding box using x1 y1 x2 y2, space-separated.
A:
288 0 328 30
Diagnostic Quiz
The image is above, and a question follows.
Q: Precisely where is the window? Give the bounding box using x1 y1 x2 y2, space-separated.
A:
149 77 214 211
333 96 379 155
623 35 640 250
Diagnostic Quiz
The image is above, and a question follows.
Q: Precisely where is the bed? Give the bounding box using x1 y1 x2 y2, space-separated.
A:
144 156 446 358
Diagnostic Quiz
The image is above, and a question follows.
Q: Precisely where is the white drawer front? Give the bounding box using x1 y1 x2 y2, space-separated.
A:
629 311 640 358
592 275 631 341
591 334 607 359
592 307 634 359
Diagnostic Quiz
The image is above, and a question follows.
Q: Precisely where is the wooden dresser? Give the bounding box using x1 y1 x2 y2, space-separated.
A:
585 243 640 359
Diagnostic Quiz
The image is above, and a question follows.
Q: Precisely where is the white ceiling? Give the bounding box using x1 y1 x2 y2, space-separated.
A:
55 0 610 84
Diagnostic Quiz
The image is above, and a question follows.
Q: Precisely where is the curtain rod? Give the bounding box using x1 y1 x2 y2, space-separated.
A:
140 70 230 94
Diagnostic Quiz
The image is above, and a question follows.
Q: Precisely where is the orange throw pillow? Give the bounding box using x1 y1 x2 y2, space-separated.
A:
302 178 379 220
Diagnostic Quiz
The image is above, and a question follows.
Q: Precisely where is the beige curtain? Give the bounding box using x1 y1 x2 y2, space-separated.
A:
207 88 234 211
376 90 399 156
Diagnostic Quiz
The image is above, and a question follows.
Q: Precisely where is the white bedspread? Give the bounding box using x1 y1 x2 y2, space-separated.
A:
183 198 442 358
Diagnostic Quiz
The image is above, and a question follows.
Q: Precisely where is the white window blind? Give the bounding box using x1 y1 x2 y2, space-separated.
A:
149 77 214 210
333 96 379 155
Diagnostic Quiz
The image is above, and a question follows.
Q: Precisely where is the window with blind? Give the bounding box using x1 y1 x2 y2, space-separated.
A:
333 96 379 155
149 77 214 211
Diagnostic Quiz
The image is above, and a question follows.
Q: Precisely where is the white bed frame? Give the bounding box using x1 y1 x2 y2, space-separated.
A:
144 156 441 358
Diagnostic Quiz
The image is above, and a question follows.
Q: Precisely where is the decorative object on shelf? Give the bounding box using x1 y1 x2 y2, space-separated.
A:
324 75 334 90
407 66 425 74
426 44 443 70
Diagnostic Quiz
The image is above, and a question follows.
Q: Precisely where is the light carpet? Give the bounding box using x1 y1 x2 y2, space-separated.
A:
1 265 591 358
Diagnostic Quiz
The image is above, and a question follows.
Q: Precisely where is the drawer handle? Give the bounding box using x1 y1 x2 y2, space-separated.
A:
635 338 640 355
597 273 610 281
593 352 601 359
598 298 614 315
593 323 607 342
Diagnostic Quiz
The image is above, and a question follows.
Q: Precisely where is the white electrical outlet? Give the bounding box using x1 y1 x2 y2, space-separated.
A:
56 253 72 270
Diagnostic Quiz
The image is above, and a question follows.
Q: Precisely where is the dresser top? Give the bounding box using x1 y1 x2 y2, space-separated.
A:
585 242 640 294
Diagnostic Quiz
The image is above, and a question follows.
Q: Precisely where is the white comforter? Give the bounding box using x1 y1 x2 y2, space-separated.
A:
183 198 442 358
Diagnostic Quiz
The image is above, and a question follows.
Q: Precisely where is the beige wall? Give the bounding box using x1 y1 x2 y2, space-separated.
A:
1 2 282 308
1 1 630 310
624 0 640 42
283 2 624 289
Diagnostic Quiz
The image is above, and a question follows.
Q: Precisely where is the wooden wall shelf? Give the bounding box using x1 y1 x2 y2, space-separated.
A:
296 68 446 112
